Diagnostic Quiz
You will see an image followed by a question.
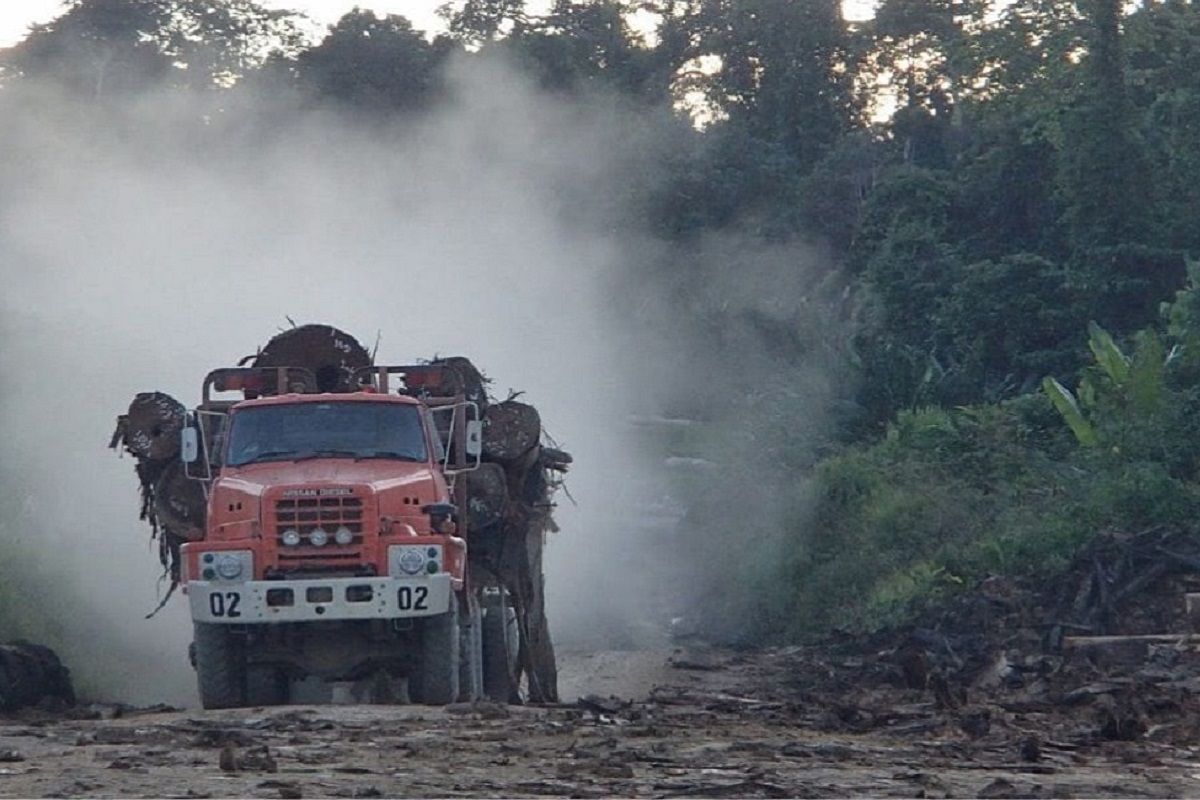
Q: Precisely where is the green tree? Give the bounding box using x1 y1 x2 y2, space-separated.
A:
292 10 454 113
1057 0 1152 248
669 0 862 172
1125 0 1200 253
441 0 530 44
1 0 305 94
865 0 979 169
502 1 665 99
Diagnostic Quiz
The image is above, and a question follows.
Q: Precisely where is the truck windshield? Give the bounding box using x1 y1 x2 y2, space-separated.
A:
225 402 429 467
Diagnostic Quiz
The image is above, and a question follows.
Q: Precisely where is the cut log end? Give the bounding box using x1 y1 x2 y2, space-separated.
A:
253 324 373 393
482 400 541 462
117 392 186 461
426 356 489 407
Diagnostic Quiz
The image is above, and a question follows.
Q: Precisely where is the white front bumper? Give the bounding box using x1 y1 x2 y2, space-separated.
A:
188 575 453 624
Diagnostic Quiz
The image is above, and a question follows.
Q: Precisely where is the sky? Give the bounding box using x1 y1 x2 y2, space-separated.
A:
0 0 451 47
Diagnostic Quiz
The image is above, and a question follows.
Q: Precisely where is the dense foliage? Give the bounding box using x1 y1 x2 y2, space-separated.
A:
5 0 1200 640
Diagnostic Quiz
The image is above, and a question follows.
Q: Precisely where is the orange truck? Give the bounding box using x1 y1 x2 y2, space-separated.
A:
178 362 526 709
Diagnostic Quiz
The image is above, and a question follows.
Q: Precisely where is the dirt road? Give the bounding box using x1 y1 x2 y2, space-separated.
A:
0 646 1196 799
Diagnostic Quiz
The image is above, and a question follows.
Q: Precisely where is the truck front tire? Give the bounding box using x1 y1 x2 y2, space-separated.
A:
409 608 460 705
192 622 245 710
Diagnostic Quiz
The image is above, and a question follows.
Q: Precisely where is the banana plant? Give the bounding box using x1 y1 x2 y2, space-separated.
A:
1042 321 1168 449
1086 321 1130 385
1042 374 1099 446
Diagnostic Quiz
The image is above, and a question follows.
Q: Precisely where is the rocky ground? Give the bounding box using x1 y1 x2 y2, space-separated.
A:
0 639 1196 799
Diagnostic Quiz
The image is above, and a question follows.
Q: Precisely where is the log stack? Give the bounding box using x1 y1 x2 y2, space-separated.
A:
433 371 572 703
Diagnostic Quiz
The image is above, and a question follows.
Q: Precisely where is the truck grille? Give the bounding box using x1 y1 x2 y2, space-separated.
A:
274 496 365 562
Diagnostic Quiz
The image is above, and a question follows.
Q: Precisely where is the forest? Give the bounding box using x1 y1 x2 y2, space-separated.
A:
4 0 1200 644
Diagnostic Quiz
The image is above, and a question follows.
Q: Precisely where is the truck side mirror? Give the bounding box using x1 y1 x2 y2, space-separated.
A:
181 427 199 464
465 420 482 458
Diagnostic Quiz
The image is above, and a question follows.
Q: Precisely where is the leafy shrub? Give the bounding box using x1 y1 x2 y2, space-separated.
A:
767 398 1093 638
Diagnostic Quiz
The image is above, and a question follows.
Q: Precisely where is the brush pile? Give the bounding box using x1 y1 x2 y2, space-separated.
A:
111 323 569 701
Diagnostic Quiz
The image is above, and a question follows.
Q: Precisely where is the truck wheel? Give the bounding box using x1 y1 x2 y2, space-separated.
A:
245 666 288 707
482 598 519 703
192 623 245 710
410 608 460 705
459 600 483 702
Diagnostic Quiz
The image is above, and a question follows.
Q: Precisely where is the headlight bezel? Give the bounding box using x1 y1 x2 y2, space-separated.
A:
200 550 253 583
390 544 443 577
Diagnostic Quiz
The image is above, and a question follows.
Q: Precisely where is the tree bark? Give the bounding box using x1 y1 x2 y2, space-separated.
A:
465 462 508 533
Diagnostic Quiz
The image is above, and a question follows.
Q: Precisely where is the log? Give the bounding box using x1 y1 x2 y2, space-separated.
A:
252 324 372 393
153 460 207 541
482 400 541 462
148 460 207 582
522 521 558 703
427 356 489 407
540 447 573 472
465 462 508 532
0 641 74 710
112 392 186 461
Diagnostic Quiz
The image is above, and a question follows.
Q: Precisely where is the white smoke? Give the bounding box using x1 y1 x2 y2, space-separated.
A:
0 57 659 704
0 52 849 706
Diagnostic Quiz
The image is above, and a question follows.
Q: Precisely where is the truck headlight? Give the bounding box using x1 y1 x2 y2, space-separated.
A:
309 527 329 547
398 549 424 575
281 529 301 546
215 553 244 580
334 525 354 545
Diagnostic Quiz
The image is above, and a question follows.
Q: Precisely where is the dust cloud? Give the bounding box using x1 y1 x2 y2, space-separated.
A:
0 54 849 705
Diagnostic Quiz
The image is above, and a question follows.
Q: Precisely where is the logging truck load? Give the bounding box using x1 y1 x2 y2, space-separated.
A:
110 325 570 710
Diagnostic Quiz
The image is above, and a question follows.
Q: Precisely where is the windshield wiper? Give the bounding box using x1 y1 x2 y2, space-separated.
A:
240 449 303 465
290 450 361 462
354 450 424 462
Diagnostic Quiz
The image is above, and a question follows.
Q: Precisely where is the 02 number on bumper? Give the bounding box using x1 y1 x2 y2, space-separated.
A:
188 575 452 623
